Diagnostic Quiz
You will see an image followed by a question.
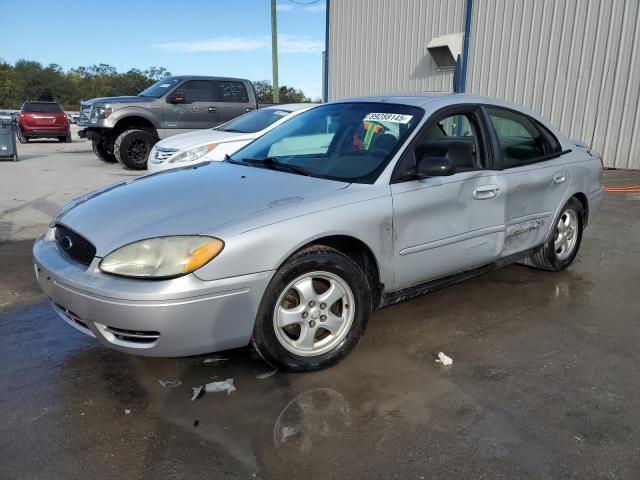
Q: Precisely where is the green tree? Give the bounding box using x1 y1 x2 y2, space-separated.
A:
0 60 172 109
0 60 312 110
254 79 311 104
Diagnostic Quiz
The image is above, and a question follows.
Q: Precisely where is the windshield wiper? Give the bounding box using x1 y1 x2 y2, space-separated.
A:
241 157 311 176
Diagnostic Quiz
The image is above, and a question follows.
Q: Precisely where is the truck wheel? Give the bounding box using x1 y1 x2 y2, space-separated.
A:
114 129 155 170
529 197 584 272
92 139 116 163
252 246 371 372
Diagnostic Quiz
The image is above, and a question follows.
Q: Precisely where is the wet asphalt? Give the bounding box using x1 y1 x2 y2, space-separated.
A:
1 170 639 480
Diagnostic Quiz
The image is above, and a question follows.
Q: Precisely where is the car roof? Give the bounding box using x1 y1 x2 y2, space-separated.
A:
330 94 550 127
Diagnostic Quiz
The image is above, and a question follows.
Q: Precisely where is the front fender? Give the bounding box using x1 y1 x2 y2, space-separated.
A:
101 106 161 130
193 192 395 290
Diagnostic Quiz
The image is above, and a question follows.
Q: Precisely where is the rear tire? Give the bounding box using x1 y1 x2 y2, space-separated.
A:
114 129 156 170
252 246 371 372
92 139 117 163
16 129 28 144
64 131 72 143
529 197 584 272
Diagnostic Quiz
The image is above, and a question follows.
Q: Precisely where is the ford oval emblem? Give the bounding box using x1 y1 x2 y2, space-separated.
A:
61 236 74 250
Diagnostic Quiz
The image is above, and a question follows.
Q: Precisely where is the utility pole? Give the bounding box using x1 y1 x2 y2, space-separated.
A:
271 0 280 103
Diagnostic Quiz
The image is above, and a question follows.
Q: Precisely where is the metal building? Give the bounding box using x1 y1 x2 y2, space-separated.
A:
325 0 640 169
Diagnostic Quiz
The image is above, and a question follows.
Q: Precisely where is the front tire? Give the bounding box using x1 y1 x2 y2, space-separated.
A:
114 129 156 170
529 197 584 271
92 139 117 163
252 246 371 372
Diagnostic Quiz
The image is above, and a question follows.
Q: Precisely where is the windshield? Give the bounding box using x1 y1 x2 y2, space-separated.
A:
229 102 423 183
138 77 181 97
218 108 295 134
23 102 62 113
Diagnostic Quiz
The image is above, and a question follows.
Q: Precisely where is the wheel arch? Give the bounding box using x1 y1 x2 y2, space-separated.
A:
572 192 589 226
113 115 158 138
287 235 384 308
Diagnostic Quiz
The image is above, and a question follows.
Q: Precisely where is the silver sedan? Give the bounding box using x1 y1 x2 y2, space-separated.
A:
33 95 604 371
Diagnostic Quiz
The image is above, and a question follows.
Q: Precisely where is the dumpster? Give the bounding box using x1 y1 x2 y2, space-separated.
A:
0 115 17 161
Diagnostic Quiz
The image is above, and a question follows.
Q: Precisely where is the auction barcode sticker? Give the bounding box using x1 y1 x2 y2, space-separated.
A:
364 113 413 124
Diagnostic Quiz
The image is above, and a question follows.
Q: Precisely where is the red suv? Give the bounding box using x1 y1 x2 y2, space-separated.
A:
17 101 71 143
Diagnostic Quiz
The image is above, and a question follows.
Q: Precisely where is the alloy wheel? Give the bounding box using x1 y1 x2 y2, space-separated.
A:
127 138 148 163
273 271 355 357
554 208 578 260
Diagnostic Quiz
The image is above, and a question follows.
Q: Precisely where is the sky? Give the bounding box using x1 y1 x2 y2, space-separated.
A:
1 0 327 99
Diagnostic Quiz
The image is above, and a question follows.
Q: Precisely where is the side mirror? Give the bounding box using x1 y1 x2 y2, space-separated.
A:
168 92 185 104
415 155 456 177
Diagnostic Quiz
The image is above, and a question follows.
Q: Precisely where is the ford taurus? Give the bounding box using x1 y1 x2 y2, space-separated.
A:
33 95 604 371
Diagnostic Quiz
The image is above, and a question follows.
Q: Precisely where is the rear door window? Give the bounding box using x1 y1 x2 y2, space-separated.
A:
486 108 558 167
215 81 250 103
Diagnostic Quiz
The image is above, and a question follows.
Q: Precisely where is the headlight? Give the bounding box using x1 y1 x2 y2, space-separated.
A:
91 105 112 120
99 236 224 278
169 144 218 164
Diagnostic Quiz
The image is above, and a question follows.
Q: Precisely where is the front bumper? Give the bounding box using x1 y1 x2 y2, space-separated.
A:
33 236 274 357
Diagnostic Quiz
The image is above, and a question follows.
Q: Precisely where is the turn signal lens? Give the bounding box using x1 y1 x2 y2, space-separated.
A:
184 239 225 272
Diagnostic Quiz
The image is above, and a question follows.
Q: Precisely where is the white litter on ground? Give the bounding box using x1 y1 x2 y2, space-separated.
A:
257 370 277 380
435 352 453 366
191 379 236 401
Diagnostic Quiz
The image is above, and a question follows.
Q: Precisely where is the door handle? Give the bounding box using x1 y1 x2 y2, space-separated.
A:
208 107 217 113
473 184 501 200
553 171 567 184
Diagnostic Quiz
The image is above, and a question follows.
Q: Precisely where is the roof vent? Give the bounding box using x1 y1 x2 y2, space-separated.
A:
427 33 464 70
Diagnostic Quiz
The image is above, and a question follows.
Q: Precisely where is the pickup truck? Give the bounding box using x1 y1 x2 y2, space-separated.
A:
78 76 258 169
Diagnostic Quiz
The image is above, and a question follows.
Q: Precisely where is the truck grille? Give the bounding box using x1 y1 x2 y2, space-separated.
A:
77 103 92 127
55 224 96 265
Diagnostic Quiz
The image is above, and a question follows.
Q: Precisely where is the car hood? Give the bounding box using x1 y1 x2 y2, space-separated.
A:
92 96 153 106
56 162 350 256
156 129 255 150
